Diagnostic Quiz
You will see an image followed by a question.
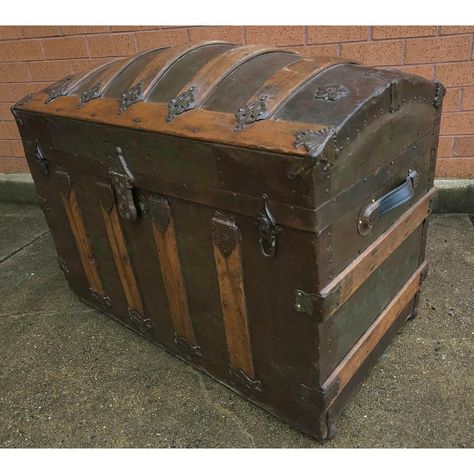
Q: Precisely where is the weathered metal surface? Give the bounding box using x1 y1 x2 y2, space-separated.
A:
13 42 444 441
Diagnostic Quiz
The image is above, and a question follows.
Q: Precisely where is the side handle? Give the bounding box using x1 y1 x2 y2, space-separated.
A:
358 170 418 236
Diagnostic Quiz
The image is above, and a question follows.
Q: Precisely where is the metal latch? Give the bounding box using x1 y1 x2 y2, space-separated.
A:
256 194 281 258
110 146 137 221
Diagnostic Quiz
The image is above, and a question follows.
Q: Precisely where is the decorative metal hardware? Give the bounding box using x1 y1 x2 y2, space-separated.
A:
389 80 401 113
230 368 263 393
45 75 74 104
79 82 102 107
167 86 197 122
256 194 280 258
129 308 153 331
299 382 339 410
110 146 137 221
174 335 203 360
211 211 239 257
57 256 69 275
288 127 336 179
294 286 341 322
314 85 349 102
91 289 112 309
148 194 171 232
433 80 446 109
119 81 144 113
234 96 269 132
34 144 49 176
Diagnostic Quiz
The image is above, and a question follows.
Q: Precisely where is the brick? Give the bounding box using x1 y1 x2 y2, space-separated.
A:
340 40 403 66
373 26 438 40
20 26 62 38
0 39 44 62
435 62 474 87
0 122 21 140
461 86 474 110
0 62 31 82
10 139 25 157
189 26 244 44
296 45 339 57
28 60 73 82
0 157 29 173
245 26 305 46
110 26 160 32
437 136 454 157
136 29 189 52
0 103 15 121
440 26 474 35
61 26 110 35
0 82 44 103
88 33 137 58
453 136 474 157
70 58 112 75
398 64 434 80
0 26 22 40
307 26 368 44
435 158 474 178
442 88 461 111
440 111 474 135
42 37 89 60
405 35 472 64
0 140 12 157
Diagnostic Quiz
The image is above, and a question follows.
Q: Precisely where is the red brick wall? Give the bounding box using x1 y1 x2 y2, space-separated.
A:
1 25 473 177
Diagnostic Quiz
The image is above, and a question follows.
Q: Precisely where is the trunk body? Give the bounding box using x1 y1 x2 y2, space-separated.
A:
12 42 444 439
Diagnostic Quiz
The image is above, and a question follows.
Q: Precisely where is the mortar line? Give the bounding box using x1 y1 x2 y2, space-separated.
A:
0 230 49 264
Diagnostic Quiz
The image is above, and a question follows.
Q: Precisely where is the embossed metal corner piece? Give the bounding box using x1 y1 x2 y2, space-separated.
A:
234 96 269 132
79 82 102 107
129 308 153 332
211 211 239 258
167 86 197 122
256 194 280 258
148 194 171 232
34 144 49 176
299 382 339 410
433 80 446 109
44 75 74 104
230 368 263 393
119 81 144 113
14 93 33 108
91 289 112 309
110 146 137 221
314 85 349 102
288 128 336 179
174 335 203 360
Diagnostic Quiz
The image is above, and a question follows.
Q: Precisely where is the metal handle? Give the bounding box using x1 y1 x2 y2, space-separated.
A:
358 170 418 236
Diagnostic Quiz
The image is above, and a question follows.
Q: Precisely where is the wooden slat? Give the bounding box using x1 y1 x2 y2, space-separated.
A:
60 189 104 294
101 205 144 314
174 44 293 107
322 261 427 395
244 57 352 118
320 187 436 319
212 213 255 378
152 212 196 344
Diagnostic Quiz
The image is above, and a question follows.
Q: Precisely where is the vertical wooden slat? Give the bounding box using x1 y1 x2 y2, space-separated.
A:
101 205 144 315
60 189 105 295
149 194 196 343
211 212 255 379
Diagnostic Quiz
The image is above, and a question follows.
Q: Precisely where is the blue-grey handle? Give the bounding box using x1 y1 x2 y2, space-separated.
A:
358 170 418 236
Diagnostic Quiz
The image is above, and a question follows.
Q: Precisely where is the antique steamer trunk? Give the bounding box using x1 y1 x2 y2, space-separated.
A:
12 41 445 440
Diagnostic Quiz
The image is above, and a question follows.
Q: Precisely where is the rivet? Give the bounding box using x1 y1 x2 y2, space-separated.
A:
296 304 301 311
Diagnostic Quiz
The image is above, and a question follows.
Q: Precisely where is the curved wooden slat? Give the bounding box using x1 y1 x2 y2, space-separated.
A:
234 57 354 130
166 45 295 121
117 41 234 111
